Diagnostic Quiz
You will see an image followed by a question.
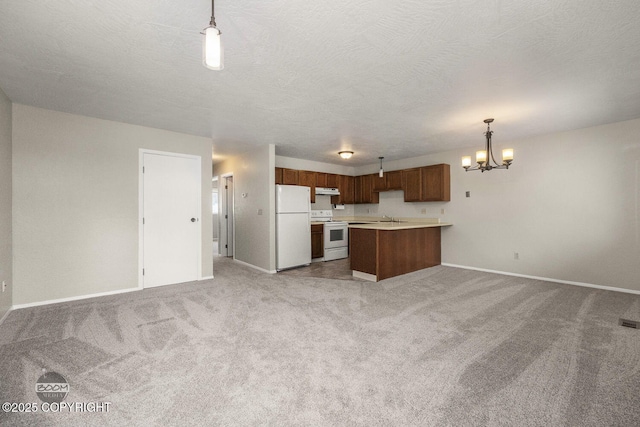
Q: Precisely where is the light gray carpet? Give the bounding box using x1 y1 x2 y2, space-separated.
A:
1 259 639 426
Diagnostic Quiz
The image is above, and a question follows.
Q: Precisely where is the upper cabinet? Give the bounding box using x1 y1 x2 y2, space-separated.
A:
332 174 355 205
274 162 449 204
316 172 328 188
401 168 422 202
373 170 402 192
326 173 339 188
298 170 317 203
421 164 450 201
400 163 450 202
282 168 299 185
354 174 379 204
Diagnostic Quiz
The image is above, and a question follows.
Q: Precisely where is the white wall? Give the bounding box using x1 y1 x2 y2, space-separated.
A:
12 105 213 306
215 145 276 272
353 118 640 292
0 88 12 319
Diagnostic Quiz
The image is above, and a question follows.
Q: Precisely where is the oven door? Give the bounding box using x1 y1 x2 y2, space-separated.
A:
324 223 348 249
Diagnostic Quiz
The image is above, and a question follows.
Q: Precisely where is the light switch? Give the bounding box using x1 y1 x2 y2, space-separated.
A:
257 209 263 215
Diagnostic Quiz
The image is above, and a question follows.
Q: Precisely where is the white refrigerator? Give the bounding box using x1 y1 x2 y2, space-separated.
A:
276 185 311 271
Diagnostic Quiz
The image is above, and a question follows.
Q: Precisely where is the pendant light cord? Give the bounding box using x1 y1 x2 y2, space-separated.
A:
210 0 217 27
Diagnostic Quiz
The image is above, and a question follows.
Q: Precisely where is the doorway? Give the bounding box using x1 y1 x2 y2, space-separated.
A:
219 174 234 257
140 150 201 288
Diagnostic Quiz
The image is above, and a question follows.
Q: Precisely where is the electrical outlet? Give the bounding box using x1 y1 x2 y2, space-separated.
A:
257 208 263 215
421 208 426 214
514 252 519 260
1 281 5 293
466 191 470 198
441 208 445 215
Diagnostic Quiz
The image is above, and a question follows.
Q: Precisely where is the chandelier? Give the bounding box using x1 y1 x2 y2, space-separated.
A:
462 119 513 172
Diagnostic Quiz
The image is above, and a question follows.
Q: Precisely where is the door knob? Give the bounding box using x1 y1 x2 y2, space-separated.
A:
191 218 197 222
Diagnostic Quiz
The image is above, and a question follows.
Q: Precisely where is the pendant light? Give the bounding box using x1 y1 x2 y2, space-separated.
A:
378 157 384 177
462 119 513 172
202 0 223 70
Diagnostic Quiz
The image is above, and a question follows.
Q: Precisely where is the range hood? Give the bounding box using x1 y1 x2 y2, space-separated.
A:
315 187 340 195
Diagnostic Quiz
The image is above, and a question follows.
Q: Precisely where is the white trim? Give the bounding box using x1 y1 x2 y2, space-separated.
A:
0 307 12 326
441 263 640 295
199 275 214 280
139 149 202 289
12 287 141 310
352 270 377 282
233 259 276 274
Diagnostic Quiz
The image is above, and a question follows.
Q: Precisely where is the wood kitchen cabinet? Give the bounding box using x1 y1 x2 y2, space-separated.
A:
373 170 402 192
340 175 355 204
351 226 441 281
316 172 328 188
298 170 317 203
275 167 284 185
326 173 339 188
331 174 355 205
385 170 403 190
311 224 324 259
402 168 422 202
354 174 379 204
421 164 450 201
282 168 299 185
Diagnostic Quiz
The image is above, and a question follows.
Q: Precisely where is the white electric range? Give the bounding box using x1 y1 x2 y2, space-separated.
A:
310 210 349 261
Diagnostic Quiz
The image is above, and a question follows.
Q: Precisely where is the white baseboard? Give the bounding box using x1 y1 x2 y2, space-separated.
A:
12 286 143 310
0 307 12 326
199 275 214 280
234 259 277 274
352 270 377 282
441 263 640 295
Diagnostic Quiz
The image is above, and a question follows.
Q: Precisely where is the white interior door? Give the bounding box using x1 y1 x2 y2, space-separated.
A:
142 152 201 288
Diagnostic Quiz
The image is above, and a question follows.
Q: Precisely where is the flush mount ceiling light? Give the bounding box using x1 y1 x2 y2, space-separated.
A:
462 119 513 172
338 151 354 159
378 157 384 177
202 0 223 70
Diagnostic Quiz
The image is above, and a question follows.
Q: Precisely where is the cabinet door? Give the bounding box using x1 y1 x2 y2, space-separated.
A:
275 167 283 185
326 173 339 188
298 170 316 203
421 164 450 201
282 168 299 185
385 170 403 190
355 174 379 203
402 168 422 201
311 224 324 258
341 175 355 204
316 172 328 188
353 175 363 203
372 174 386 192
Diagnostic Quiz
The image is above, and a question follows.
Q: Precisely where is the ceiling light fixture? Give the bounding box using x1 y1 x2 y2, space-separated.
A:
202 0 223 70
378 157 384 177
462 119 513 172
338 151 354 159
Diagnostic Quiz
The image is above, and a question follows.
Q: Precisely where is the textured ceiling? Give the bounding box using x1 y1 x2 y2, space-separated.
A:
1 1 640 165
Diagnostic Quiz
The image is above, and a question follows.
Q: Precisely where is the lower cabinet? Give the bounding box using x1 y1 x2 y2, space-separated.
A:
311 224 324 259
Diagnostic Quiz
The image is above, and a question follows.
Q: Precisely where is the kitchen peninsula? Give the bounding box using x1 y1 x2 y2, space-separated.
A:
347 219 452 281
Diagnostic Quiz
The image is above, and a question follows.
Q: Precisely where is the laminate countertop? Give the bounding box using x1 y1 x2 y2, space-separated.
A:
347 221 452 230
